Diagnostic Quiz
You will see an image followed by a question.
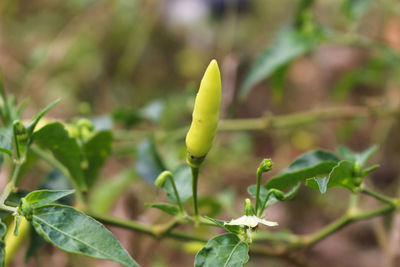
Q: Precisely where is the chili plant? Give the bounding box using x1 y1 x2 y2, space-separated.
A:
0 60 398 267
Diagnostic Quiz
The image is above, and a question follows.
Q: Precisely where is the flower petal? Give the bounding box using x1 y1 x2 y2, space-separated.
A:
256 217 278 227
225 215 248 226
225 215 278 228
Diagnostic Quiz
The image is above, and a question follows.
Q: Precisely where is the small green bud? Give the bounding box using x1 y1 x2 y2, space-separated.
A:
353 161 361 177
244 198 255 216
77 118 94 131
13 120 29 160
258 159 273 173
13 120 28 143
155 171 172 188
354 177 363 187
18 198 33 221
76 118 94 139
271 189 285 201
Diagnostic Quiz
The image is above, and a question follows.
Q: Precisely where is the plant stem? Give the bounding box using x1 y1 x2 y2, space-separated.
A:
258 191 273 217
0 204 17 213
112 105 400 146
0 163 22 206
191 167 200 219
89 202 395 258
300 204 395 248
255 167 262 214
0 72 10 126
219 106 400 131
90 212 207 242
166 175 184 215
361 188 398 206
347 193 359 214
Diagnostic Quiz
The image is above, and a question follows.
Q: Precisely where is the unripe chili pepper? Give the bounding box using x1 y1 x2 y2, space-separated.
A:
185 59 221 167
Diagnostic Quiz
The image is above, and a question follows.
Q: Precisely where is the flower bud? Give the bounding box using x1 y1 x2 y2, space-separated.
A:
244 198 255 216
258 158 273 173
271 189 285 201
76 118 94 139
155 171 172 188
13 120 28 143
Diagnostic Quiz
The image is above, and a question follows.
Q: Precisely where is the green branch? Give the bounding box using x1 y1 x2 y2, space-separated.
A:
301 204 395 248
220 105 400 131
0 163 23 208
113 105 400 145
89 200 396 259
361 188 398 206
90 212 207 242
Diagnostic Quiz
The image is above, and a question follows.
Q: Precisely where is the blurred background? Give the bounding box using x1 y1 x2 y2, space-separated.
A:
1 0 400 266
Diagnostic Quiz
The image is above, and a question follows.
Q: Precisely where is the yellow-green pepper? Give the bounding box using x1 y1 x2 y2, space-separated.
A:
185 59 221 167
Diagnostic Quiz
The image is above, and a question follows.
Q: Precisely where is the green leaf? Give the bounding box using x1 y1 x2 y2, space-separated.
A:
0 126 12 156
145 203 180 216
336 146 356 162
314 177 329 194
26 99 61 135
83 130 113 188
306 177 329 194
31 205 138 267
136 138 166 185
204 216 241 234
25 171 73 261
0 219 6 267
13 214 21 235
33 122 86 190
337 145 378 168
361 164 380 176
265 150 339 190
240 27 324 99
270 64 289 102
357 145 378 168
326 160 357 191
306 160 358 193
163 165 192 204
195 233 249 267
23 190 75 209
341 0 373 20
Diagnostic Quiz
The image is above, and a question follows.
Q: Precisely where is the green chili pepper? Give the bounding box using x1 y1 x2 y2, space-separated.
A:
185 59 221 167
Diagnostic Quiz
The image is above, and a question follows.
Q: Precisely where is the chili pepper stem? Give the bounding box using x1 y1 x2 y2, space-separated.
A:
191 166 200 219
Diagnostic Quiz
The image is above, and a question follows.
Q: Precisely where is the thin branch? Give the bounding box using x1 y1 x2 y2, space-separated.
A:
89 202 396 258
361 188 398 206
299 204 395 249
89 212 207 242
113 105 400 144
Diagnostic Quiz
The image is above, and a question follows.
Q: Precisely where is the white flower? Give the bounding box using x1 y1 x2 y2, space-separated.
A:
225 215 278 228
